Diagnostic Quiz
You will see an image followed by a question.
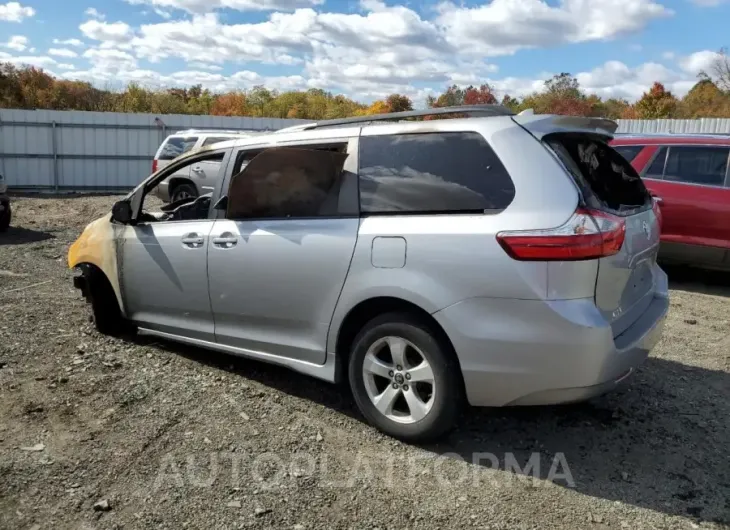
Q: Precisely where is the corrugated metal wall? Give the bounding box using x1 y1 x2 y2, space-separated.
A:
0 109 309 191
616 118 730 134
3 109 730 191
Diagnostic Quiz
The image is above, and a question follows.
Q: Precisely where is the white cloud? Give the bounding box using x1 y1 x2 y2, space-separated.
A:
49 48 79 58
83 48 138 71
662 51 676 60
85 7 106 19
153 8 172 18
80 20 133 44
187 62 224 71
436 0 672 56
125 0 324 13
3 35 28 51
57 63 76 70
678 50 721 75
53 38 85 47
1 55 58 69
0 1 35 22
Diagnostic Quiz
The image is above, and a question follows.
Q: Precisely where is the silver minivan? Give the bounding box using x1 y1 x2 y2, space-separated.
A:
69 106 669 441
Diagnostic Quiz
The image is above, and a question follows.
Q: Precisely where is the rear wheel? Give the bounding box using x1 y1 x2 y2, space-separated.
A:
170 182 198 203
348 313 462 442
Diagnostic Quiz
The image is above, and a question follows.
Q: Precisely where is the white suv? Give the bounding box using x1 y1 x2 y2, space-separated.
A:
152 130 267 203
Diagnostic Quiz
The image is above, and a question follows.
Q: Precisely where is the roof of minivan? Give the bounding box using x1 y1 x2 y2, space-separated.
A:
611 134 730 146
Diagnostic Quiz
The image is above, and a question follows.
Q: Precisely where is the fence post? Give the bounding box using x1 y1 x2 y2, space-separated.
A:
52 121 59 192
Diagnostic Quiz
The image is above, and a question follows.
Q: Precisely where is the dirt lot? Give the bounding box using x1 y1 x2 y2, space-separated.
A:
1 195 728 530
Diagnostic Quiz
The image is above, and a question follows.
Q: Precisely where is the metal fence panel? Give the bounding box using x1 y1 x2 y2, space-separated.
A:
616 118 730 134
4 109 730 191
0 109 309 191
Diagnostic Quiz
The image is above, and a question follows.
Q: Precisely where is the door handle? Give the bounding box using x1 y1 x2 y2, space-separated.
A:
652 196 663 205
212 232 238 248
181 233 204 248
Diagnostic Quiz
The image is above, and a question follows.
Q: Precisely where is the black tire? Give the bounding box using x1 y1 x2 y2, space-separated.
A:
348 312 462 442
0 205 10 233
85 267 132 336
170 182 198 203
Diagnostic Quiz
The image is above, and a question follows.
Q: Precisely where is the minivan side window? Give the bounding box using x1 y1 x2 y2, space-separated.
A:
664 146 730 186
358 132 516 214
644 146 667 179
159 136 198 160
226 146 350 220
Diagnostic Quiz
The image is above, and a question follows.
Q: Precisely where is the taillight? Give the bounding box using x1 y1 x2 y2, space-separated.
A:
496 208 626 261
152 159 158 173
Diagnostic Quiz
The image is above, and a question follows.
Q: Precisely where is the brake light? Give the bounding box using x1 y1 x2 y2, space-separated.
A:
496 208 626 261
152 159 158 173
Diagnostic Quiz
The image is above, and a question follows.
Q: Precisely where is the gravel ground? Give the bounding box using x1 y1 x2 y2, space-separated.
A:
1 194 729 530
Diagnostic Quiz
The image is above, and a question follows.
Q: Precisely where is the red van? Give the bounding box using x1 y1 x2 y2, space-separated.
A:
610 134 730 271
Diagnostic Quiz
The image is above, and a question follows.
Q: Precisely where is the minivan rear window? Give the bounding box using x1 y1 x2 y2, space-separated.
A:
358 132 516 214
547 135 651 214
159 136 198 160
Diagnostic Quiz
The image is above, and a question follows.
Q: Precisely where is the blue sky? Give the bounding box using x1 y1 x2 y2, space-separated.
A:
0 0 728 104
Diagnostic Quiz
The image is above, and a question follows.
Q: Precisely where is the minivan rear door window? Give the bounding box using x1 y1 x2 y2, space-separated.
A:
358 132 515 214
546 134 651 215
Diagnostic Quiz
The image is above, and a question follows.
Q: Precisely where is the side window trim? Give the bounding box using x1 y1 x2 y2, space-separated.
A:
642 145 668 180
222 138 359 221
664 144 730 189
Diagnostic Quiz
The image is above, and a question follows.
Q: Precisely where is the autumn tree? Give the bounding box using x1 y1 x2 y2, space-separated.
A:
677 78 730 118
500 94 520 113
385 93 413 112
211 92 248 116
634 82 678 119
463 84 497 105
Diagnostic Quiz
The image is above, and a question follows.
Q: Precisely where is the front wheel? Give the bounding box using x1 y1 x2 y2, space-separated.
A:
348 313 463 442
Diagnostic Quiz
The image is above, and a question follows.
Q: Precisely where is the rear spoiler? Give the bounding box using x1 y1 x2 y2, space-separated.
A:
512 114 618 140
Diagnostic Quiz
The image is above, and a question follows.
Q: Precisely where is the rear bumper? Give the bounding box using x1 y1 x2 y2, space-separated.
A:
433 269 669 407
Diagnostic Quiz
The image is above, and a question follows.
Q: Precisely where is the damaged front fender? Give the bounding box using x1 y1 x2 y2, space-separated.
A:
68 213 125 314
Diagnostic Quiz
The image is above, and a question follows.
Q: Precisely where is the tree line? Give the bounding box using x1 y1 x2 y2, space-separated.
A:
2 49 730 120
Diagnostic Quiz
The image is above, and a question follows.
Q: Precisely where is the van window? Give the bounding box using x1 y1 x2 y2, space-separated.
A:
226 147 349 220
159 136 198 160
358 132 516 214
547 134 651 214
664 146 729 186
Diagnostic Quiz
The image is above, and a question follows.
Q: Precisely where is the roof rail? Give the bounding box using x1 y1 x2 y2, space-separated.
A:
173 128 271 135
274 104 514 133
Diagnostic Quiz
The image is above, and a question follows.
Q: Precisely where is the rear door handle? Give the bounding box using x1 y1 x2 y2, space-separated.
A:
652 196 663 205
181 233 205 248
212 232 238 248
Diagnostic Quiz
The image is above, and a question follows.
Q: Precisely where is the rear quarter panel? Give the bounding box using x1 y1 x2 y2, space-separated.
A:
326 117 584 353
